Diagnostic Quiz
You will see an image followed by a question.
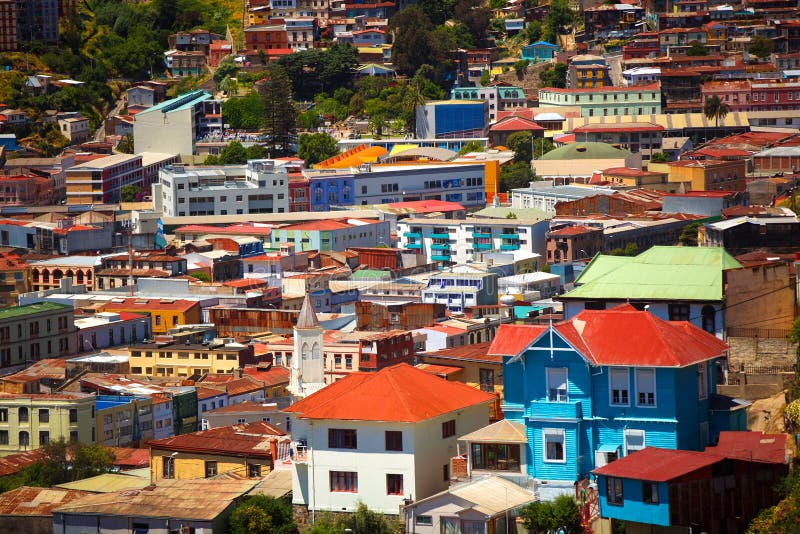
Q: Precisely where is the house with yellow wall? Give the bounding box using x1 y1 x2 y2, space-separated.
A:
147 421 288 482
99 298 201 335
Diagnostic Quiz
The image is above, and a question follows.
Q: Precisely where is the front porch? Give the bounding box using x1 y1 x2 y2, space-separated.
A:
460 419 528 480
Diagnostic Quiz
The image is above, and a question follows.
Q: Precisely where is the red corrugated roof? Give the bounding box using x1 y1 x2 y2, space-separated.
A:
415 363 464 376
488 325 547 356
101 298 198 312
705 431 787 464
548 225 599 236
146 421 285 457
489 116 545 132
283 363 495 422
107 447 151 468
242 365 290 387
592 447 720 481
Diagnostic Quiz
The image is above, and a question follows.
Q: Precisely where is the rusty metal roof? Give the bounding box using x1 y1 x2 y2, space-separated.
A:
0 486 91 517
146 421 286 458
53 478 257 521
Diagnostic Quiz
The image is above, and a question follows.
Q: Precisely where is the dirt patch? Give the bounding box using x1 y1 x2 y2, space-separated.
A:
748 390 787 433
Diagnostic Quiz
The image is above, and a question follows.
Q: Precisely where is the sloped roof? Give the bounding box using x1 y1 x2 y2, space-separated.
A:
146 421 285 458
56 471 151 493
489 116 545 132
0 486 91 517
296 293 320 329
705 431 787 464
563 246 741 301
487 325 547 356
459 419 527 443
592 447 720 482
284 363 495 422
412 475 537 517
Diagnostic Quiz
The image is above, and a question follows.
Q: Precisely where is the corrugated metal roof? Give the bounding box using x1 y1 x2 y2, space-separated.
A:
0 486 91 517
55 471 151 493
459 419 527 444
592 447 719 482
411 475 537 517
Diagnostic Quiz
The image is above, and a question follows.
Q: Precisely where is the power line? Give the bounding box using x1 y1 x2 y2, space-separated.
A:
686 280 797 323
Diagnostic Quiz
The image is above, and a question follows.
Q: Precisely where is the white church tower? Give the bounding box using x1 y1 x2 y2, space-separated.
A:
288 293 326 398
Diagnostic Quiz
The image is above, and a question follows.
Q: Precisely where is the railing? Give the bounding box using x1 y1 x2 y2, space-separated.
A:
292 443 308 462
727 327 791 339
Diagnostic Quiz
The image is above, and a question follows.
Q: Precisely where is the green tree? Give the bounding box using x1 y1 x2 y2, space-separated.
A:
679 221 701 246
479 70 491 86
229 495 298 534
117 134 134 154
526 20 544 43
120 185 142 202
390 6 449 77
214 57 239 83
190 272 211 282
365 98 389 138
748 35 775 59
519 495 582 534
458 140 485 155
540 63 568 88
416 0 456 25
222 92 264 130
298 133 340 165
500 161 534 192
686 41 709 56
533 137 556 159
245 144 268 160
544 0 574 41
649 151 670 163
703 94 729 128
258 63 297 157
455 0 491 47
70 444 116 481
507 131 533 163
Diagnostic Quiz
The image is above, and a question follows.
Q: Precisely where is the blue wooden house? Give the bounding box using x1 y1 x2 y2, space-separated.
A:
485 305 746 497
521 41 560 62
592 432 787 533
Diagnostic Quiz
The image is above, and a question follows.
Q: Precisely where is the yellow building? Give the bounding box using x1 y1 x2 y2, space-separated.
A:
602 166 690 192
0 393 96 455
666 159 747 191
99 298 201 335
147 421 288 482
96 396 155 448
128 340 256 378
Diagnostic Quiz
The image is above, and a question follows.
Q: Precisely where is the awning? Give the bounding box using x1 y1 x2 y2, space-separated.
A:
597 444 621 453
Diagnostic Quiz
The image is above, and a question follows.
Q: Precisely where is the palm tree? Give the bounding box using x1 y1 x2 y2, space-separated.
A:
402 79 426 136
704 95 729 129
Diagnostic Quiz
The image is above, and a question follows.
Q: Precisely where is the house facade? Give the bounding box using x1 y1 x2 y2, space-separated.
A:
487 305 740 499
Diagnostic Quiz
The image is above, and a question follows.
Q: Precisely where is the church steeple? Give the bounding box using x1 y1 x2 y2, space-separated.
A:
297 293 320 329
288 293 325 398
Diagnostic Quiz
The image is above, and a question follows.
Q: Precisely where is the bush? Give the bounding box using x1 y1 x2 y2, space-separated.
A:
229 495 298 534
519 494 582 534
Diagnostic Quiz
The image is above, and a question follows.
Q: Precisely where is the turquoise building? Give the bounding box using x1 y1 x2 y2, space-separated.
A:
487 305 747 498
521 41 560 62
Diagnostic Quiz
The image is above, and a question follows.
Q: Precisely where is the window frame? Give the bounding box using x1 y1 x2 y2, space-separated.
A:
328 428 358 449
205 460 218 478
624 429 646 455
698 362 708 400
643 481 659 505
330 470 358 493
543 428 566 464
546 367 568 402
635 368 657 408
386 473 403 495
609 368 630 406
385 430 403 451
606 476 623 506
442 419 456 438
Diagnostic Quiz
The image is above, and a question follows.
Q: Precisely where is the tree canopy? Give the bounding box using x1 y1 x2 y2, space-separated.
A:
278 44 359 100
748 35 775 59
229 495 298 534
540 63 568 88
204 141 267 165
519 495 582 534
258 63 297 157
298 133 340 165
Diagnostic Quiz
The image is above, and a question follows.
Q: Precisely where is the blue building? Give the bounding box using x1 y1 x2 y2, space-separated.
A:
593 432 787 533
521 41 560 62
415 100 488 139
486 305 745 499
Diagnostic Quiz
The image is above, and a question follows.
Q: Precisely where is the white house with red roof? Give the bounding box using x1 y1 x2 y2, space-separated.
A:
484 305 748 500
283 363 495 514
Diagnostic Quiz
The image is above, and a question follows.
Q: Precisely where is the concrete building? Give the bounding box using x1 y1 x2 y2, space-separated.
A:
133 90 223 156
398 217 549 264
29 256 101 292
57 117 90 144
0 392 96 454
156 160 290 217
421 272 499 313
96 395 154 448
416 101 489 139
128 339 256 378
538 84 662 118
0 302 75 372
0 0 17 52
74 312 150 353
511 181 619 215
285 364 495 514
450 85 526 123
667 159 747 191
573 123 664 162
268 218 391 252
65 154 143 205
0 174 53 206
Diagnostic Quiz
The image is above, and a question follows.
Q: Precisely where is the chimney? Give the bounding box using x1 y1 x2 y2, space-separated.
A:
269 438 278 461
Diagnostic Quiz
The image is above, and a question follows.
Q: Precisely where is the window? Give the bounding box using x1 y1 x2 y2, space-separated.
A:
385 430 403 451
163 456 175 479
387 474 403 495
18 407 28 423
328 428 357 449
69 430 78 443
701 305 716 334
624 429 645 454
0 408 7 422
442 419 456 438
668 303 690 321
443 464 450 481
609 368 629 405
643 481 659 504
37 409 49 423
698 363 708 400
606 477 623 505
635 369 656 406
479 368 495 392
39 431 49 445
0 430 6 444
543 429 565 463
546 367 568 402
416 516 433 526
330 471 357 492
248 464 262 477
18 431 29 446
205 461 218 478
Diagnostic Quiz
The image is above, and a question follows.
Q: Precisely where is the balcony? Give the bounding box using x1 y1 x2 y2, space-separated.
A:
292 442 308 463
431 254 452 261
529 400 583 420
472 243 492 250
403 232 421 238
405 243 422 249
430 243 450 250
472 232 492 238
430 233 450 239
499 233 519 239
500 244 520 251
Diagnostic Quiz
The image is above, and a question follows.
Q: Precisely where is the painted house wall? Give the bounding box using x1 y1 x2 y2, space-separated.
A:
502 328 719 482
596 475 671 526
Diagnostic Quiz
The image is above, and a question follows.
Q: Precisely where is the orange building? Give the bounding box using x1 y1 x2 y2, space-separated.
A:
99 298 201 335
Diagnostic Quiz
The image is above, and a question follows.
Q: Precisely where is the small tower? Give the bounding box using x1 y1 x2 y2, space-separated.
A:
289 293 326 398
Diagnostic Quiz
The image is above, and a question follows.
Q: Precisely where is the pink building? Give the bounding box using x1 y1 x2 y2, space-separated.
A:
702 79 800 112
701 80 752 112
0 174 53 206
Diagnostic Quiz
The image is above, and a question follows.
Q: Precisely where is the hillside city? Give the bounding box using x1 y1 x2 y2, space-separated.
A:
0 0 800 533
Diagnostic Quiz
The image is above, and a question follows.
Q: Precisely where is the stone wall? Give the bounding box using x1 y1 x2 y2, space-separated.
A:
727 336 797 370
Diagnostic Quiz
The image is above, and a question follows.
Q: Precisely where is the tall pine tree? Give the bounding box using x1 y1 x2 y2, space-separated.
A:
258 63 297 157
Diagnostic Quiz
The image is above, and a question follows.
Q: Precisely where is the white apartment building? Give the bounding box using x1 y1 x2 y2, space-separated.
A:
155 159 290 217
285 363 494 514
397 217 550 263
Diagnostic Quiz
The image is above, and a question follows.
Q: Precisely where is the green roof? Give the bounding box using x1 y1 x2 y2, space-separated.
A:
472 206 548 220
137 90 211 115
563 246 742 301
351 269 392 281
0 302 71 320
542 142 633 161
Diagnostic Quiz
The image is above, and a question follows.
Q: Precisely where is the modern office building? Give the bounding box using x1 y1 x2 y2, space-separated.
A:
133 90 223 156
155 160 290 217
65 154 143 205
